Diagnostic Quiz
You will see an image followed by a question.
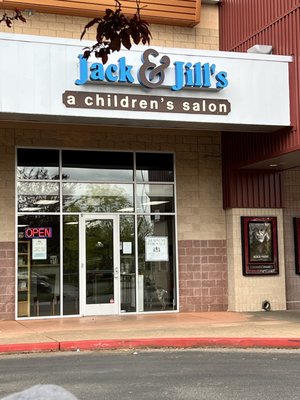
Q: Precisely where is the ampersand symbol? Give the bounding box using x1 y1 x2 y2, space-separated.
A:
138 49 170 89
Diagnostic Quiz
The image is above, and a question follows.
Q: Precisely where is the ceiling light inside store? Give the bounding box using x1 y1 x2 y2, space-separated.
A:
117 207 134 212
142 201 169 206
64 221 79 225
34 200 59 205
20 207 42 212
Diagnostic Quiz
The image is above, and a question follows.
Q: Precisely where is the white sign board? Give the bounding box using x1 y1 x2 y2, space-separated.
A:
145 236 169 262
32 238 47 260
0 33 292 129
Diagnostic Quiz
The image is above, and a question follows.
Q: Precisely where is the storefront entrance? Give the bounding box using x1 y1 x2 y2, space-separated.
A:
16 148 177 319
81 215 120 316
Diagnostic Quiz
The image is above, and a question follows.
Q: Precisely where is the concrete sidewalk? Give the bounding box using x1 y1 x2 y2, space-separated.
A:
0 311 299 353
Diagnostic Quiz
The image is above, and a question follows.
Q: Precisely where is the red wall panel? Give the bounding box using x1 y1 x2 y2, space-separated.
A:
220 0 299 52
222 154 282 209
220 0 299 209
220 1 300 158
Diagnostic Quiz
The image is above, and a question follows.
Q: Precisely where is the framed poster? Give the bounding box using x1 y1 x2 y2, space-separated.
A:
241 217 279 275
293 218 300 275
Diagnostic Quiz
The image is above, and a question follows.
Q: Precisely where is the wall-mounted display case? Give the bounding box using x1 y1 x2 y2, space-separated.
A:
241 216 279 276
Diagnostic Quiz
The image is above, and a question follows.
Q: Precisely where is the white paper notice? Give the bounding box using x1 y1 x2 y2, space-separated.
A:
145 236 169 262
123 242 132 254
32 238 47 260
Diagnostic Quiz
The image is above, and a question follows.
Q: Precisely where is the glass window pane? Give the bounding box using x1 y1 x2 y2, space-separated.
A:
86 219 114 304
17 149 59 180
17 215 60 317
120 215 136 312
62 150 133 181
136 153 174 182
136 184 174 213
63 215 79 315
137 215 176 312
17 182 60 212
63 183 134 213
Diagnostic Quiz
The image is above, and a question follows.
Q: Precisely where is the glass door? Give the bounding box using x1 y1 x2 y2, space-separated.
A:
81 215 120 315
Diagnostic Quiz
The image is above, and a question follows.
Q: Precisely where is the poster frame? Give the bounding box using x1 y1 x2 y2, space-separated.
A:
241 216 279 276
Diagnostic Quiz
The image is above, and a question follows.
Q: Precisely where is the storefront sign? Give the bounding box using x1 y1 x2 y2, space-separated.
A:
145 236 169 262
25 227 52 239
75 49 229 92
0 34 292 128
63 91 231 115
32 238 47 260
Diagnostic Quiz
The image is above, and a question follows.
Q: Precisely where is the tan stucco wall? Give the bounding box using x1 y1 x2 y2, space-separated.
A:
0 124 225 243
0 129 15 242
226 208 286 312
0 4 219 50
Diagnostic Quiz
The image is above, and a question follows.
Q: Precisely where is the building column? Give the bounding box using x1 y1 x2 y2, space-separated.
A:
226 208 286 311
0 128 16 320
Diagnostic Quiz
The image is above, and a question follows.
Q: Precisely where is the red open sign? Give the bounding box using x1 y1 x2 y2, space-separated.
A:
25 227 52 239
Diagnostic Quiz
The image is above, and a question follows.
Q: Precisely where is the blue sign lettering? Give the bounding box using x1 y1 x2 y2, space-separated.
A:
75 49 229 91
118 57 134 83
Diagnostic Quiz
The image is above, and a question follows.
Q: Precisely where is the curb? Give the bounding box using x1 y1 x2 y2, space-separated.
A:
0 337 300 354
0 342 59 354
59 337 300 351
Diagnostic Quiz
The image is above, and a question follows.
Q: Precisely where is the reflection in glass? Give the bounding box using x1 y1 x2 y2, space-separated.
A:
136 153 174 182
63 183 134 213
63 215 79 315
16 149 177 317
120 215 136 312
136 184 174 213
17 149 59 180
86 219 114 304
17 215 60 317
17 182 60 212
62 150 133 181
137 215 176 312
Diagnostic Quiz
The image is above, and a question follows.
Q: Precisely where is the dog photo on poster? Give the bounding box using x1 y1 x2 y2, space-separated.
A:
241 216 279 275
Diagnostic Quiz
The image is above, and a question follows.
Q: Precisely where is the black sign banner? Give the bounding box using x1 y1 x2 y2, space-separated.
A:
62 91 231 116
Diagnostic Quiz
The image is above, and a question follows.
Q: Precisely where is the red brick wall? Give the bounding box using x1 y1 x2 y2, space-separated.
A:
0 242 15 320
179 240 228 312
